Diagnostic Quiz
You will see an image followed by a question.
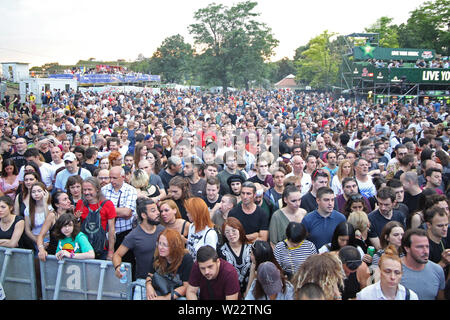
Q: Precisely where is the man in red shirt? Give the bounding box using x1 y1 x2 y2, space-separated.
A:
75 176 116 260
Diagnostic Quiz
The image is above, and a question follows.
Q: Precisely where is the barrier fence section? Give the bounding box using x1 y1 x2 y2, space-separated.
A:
40 256 132 300
0 247 37 300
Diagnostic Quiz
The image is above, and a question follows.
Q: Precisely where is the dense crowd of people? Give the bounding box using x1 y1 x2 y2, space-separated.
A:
0 86 448 300
366 58 450 69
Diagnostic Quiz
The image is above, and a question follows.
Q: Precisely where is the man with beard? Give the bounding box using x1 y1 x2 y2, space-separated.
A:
112 198 165 300
228 181 269 243
336 177 372 214
183 158 206 198
75 177 116 260
367 187 407 251
400 228 446 300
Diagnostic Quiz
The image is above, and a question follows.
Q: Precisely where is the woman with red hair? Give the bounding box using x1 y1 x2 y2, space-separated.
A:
218 217 252 295
145 229 194 300
184 197 218 260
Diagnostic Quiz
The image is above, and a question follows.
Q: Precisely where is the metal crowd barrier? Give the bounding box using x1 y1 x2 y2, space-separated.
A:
39 256 132 300
0 247 37 300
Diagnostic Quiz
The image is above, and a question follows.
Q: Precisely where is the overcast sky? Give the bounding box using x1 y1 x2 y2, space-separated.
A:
0 0 428 68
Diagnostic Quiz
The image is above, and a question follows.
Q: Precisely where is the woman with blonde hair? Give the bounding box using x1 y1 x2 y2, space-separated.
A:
159 199 190 241
130 169 152 198
292 252 345 300
331 159 354 196
160 135 174 163
145 228 194 300
184 197 218 260
347 211 372 265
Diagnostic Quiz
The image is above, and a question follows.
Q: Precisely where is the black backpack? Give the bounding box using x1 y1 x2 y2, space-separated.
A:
80 200 108 256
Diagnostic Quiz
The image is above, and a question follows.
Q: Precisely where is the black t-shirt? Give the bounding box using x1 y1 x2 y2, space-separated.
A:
202 194 222 210
403 191 421 215
300 192 317 213
9 152 27 170
158 169 179 192
368 209 406 239
40 150 52 163
82 162 98 175
228 203 269 235
65 130 77 144
428 237 447 264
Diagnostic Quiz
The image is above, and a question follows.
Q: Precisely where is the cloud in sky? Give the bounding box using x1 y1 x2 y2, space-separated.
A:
0 0 428 67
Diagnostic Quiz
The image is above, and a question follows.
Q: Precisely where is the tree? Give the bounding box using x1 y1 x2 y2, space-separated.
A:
294 30 340 90
364 16 399 48
398 0 450 55
147 34 194 83
267 57 297 83
189 1 278 94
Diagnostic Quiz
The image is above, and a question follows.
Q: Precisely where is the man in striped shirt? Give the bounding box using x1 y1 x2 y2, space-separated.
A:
102 166 137 271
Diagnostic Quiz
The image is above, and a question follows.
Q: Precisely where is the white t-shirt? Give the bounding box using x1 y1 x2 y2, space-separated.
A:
24 205 53 236
357 281 418 300
186 226 218 260
19 162 54 189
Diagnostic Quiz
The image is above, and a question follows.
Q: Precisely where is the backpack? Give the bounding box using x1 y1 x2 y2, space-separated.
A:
80 200 108 255
204 226 224 247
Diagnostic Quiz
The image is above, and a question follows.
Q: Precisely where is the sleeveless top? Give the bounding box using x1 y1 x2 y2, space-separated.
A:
0 215 24 242
342 271 360 300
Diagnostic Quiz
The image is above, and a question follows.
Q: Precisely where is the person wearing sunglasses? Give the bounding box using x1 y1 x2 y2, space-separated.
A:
338 245 370 300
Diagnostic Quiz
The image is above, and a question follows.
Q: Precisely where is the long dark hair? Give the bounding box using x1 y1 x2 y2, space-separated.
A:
148 148 162 174
330 222 357 251
52 213 80 241
65 175 83 203
28 182 51 229
24 161 42 182
21 171 42 199
1 158 18 177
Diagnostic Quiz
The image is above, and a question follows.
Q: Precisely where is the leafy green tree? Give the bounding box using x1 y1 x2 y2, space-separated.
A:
294 30 340 90
147 34 194 83
398 0 449 55
364 16 399 48
267 57 297 83
189 1 278 94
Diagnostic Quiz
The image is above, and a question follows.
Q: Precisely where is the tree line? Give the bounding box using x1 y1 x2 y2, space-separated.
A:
31 0 450 92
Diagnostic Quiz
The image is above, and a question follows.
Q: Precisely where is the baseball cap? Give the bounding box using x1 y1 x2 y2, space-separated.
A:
63 152 77 162
256 262 283 296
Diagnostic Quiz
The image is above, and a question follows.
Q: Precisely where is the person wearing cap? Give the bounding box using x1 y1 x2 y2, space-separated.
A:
54 152 92 192
338 245 370 300
245 261 294 300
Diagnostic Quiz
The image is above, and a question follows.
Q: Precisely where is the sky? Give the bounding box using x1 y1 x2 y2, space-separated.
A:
0 0 429 68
